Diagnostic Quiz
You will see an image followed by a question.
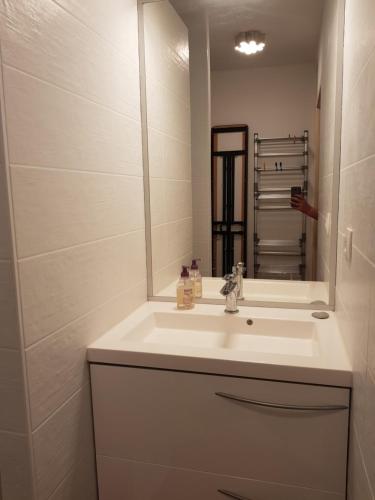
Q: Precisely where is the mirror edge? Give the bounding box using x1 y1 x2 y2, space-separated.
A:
138 0 154 300
328 0 346 311
139 0 346 312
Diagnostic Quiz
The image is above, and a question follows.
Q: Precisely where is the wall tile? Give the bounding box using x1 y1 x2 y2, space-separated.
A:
348 429 374 500
48 454 97 500
148 128 191 181
19 230 146 346
0 261 19 349
152 218 193 274
11 166 145 258
342 0 375 102
339 159 375 264
0 0 140 120
54 0 140 61
146 81 190 143
0 349 27 432
26 281 145 429
361 371 375 494
341 48 375 169
336 246 371 372
3 66 143 176
150 178 192 226
33 385 95 500
144 2 193 296
0 0 145 498
368 269 375 382
144 1 190 104
0 431 33 500
337 2 375 497
153 252 192 295
0 162 12 260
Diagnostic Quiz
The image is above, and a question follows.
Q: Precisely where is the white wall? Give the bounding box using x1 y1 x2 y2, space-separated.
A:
211 63 317 278
143 1 193 295
0 0 146 498
336 0 375 498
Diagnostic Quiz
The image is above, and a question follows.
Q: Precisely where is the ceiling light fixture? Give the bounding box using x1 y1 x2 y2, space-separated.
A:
235 30 266 55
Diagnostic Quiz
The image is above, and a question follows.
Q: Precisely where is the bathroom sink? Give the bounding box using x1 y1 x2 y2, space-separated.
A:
126 313 318 357
87 301 352 387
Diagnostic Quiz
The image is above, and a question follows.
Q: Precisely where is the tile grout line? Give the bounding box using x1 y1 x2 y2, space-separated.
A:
31 383 89 435
0 428 28 438
352 424 375 499
18 227 146 263
150 176 192 182
3 62 142 125
151 216 193 230
148 123 191 147
25 278 147 352
10 162 144 179
50 0 139 65
44 454 91 500
0 346 19 353
344 40 375 104
340 152 375 173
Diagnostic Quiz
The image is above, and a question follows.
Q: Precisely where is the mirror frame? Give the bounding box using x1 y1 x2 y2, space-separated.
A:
138 0 346 311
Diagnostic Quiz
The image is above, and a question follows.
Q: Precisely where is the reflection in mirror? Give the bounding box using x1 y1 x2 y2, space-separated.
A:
139 0 344 306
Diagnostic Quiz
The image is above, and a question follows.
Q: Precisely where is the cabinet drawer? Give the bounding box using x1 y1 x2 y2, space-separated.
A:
91 365 349 494
97 456 345 500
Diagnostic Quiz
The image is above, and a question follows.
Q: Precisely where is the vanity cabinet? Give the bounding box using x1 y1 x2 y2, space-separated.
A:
90 365 350 500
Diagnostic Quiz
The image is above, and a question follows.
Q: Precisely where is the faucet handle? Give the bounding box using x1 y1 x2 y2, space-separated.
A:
236 262 246 273
221 274 238 296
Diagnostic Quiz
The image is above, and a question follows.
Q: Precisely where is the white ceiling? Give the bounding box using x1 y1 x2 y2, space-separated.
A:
170 0 324 70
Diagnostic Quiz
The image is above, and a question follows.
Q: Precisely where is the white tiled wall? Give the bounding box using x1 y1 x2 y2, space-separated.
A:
316 0 342 283
336 0 375 498
0 87 32 498
143 0 193 294
186 13 212 277
0 0 146 498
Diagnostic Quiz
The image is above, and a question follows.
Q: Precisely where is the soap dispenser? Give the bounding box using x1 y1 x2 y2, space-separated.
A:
176 266 194 310
190 259 202 298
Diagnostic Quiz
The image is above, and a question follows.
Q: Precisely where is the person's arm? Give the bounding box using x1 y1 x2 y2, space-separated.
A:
291 195 318 220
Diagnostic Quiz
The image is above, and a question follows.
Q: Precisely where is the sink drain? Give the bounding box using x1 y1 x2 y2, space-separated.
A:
312 311 330 320
246 319 254 326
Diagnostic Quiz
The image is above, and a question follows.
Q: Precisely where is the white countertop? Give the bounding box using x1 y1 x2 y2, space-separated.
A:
87 301 352 388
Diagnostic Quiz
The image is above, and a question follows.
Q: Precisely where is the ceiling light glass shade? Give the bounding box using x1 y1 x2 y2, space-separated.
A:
235 31 266 55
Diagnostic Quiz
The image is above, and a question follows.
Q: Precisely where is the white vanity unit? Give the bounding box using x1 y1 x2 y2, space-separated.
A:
88 302 352 500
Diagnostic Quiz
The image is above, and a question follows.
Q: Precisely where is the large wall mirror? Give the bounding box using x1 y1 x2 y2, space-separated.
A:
139 0 345 308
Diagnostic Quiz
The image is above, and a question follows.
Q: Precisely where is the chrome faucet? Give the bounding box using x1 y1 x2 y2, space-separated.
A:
233 262 246 300
220 274 239 314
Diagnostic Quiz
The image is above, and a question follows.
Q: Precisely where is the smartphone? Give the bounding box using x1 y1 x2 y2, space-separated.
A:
291 186 302 197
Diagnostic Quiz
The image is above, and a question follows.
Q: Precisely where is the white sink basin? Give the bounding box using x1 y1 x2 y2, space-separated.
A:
126 313 318 357
87 302 352 387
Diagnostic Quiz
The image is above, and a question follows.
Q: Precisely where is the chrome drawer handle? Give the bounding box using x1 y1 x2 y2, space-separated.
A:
215 392 348 411
218 488 253 500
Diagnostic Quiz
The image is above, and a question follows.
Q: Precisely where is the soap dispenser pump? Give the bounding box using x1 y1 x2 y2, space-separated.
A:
190 259 202 298
176 266 194 310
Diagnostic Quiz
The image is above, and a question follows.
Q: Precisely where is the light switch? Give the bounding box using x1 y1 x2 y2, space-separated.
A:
324 212 331 235
344 227 353 262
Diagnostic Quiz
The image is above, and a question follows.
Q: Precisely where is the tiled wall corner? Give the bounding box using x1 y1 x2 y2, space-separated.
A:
143 1 193 295
316 0 342 283
336 0 375 498
0 0 147 498
0 56 33 499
